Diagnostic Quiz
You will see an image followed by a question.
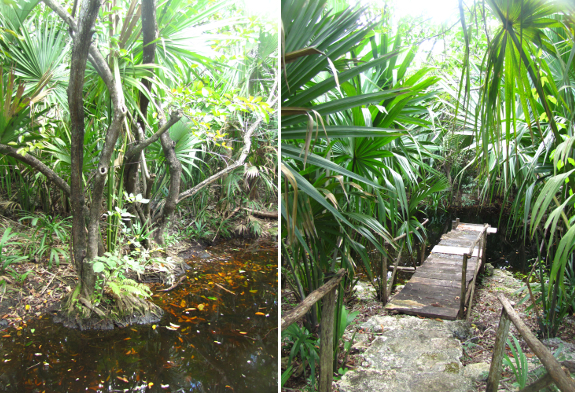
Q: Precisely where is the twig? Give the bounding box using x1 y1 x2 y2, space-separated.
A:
40 274 56 295
26 362 40 370
156 275 186 292
214 282 235 295
264 326 278 339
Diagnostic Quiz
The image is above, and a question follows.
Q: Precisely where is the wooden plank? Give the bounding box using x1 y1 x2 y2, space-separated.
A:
431 245 479 256
388 283 460 304
386 283 461 319
415 270 471 281
456 223 497 233
410 276 472 288
424 256 478 266
386 303 460 320
416 264 475 275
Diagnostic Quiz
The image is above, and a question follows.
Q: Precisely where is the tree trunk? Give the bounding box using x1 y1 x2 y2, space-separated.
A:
154 105 182 245
68 0 102 299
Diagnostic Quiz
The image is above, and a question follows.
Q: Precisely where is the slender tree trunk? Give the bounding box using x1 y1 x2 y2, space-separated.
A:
124 0 157 200
68 0 102 298
155 105 182 245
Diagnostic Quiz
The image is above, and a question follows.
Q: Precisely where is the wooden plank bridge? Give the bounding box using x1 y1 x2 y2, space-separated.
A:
385 219 497 320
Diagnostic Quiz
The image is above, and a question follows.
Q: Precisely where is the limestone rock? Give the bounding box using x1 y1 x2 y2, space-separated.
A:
338 315 477 392
484 263 494 276
464 362 490 381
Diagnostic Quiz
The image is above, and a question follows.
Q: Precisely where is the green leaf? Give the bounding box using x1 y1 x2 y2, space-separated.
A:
92 262 106 273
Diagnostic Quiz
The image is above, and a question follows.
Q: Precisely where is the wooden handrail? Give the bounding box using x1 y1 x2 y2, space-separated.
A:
464 224 489 258
281 268 346 392
486 294 575 392
460 224 489 316
281 268 346 331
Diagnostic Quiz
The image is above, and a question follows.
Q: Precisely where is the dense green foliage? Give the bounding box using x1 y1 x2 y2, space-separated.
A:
281 0 575 388
0 0 277 319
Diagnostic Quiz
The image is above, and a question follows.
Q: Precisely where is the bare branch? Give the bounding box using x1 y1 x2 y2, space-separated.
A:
0 144 70 196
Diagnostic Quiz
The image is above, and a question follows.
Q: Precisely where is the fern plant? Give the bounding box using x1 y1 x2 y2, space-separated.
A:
92 252 150 302
106 278 151 299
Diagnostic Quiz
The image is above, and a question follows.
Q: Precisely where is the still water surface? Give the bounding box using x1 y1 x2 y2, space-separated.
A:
0 242 278 392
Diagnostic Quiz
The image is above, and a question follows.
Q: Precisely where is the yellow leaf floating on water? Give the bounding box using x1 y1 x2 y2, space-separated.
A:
239 332 247 335
152 325 157 330
180 300 186 308
249 290 257 293
255 312 265 316
197 304 205 311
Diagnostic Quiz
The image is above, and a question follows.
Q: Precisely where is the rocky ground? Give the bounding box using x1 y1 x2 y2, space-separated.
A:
281 267 575 392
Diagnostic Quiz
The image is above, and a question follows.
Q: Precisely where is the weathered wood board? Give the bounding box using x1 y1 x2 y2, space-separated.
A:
456 223 498 233
431 245 480 256
385 223 495 320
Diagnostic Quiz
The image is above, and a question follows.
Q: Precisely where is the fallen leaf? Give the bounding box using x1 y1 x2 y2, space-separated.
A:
117 376 128 383
197 304 205 311
255 312 265 316
152 325 157 330
239 332 247 335
123 338 131 341
249 290 257 293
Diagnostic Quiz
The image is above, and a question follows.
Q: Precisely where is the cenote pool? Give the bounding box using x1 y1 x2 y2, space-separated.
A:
0 242 278 392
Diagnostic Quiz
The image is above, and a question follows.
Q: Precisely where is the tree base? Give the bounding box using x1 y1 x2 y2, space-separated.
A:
54 289 163 331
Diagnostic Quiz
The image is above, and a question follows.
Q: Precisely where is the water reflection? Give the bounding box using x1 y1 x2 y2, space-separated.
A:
0 244 278 392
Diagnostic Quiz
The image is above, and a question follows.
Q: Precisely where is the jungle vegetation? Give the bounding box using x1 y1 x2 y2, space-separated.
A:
0 0 278 324
281 0 575 388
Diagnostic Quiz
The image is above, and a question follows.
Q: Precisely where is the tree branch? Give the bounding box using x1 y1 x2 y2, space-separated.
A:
125 110 183 159
177 116 263 203
0 144 70 196
177 80 278 204
42 0 117 99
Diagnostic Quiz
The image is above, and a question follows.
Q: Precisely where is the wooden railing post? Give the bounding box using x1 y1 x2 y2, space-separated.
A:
381 251 388 304
460 253 468 317
319 287 336 392
495 294 575 392
486 308 511 391
420 233 427 266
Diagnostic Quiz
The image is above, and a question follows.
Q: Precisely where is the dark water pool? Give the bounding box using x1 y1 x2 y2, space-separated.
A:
0 243 278 392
